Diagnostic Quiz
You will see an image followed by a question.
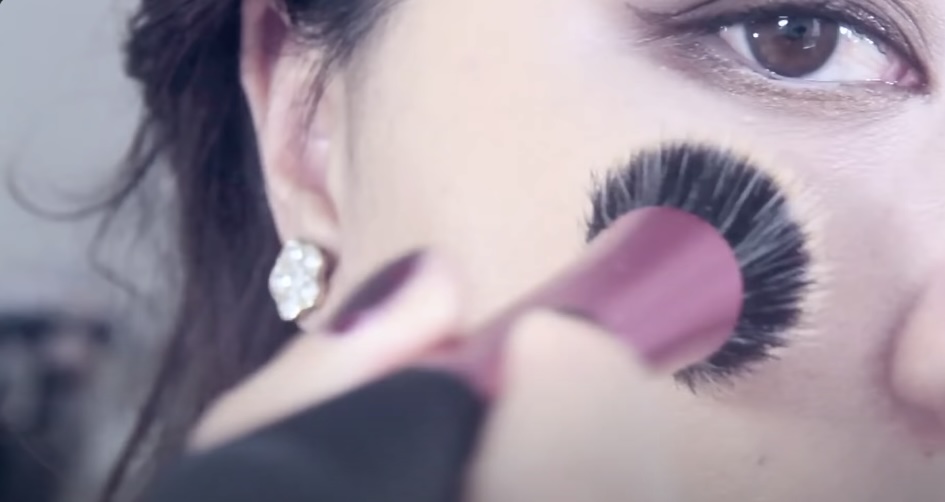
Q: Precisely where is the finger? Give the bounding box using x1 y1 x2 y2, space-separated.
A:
469 310 680 502
190 251 464 450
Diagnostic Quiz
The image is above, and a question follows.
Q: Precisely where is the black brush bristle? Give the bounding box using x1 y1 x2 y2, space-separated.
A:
587 144 812 387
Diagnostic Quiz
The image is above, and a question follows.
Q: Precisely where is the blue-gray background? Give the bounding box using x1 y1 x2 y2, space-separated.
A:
1 2 174 500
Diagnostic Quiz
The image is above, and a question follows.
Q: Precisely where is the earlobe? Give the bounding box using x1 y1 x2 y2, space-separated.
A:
891 265 945 429
240 0 344 255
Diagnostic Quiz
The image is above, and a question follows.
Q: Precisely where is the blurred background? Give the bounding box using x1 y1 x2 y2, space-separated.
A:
1 1 175 501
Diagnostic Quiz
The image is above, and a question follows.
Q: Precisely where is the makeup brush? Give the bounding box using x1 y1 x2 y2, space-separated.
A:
146 143 817 502
587 143 815 385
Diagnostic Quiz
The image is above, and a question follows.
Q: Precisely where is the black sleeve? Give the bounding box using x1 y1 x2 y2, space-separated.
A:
145 369 486 502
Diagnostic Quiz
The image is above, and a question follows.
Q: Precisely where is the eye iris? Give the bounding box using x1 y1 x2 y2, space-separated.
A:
746 16 840 78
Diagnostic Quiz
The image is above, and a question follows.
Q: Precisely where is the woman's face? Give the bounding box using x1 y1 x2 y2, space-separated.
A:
245 0 945 499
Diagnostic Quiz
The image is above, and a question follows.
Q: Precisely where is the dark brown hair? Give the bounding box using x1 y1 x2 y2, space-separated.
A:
101 1 391 499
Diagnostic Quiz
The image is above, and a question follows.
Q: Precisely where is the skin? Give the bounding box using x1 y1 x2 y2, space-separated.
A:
198 0 945 500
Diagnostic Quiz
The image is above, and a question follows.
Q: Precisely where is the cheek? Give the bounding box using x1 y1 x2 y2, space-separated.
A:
327 0 945 495
729 117 945 417
338 0 806 317
339 0 945 412
339 0 640 318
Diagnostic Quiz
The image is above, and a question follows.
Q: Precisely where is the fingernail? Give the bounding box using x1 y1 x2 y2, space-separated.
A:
327 251 425 334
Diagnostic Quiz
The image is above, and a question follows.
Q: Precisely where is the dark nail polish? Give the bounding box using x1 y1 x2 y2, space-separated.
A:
327 252 424 333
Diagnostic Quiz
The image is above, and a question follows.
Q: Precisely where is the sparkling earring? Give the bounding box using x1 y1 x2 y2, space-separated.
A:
269 240 329 322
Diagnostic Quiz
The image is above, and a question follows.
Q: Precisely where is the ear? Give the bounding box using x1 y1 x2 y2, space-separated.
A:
240 0 346 255
891 264 945 431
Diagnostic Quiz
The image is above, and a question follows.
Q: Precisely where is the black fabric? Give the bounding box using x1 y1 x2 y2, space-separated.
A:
0 425 59 502
146 368 486 502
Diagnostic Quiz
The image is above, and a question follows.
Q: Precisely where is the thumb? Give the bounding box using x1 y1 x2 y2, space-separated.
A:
468 310 682 502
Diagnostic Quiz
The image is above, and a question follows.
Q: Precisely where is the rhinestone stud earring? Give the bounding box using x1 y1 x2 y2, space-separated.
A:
269 240 329 322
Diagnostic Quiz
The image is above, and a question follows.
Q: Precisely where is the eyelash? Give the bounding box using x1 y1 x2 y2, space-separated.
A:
684 4 887 38
646 1 928 94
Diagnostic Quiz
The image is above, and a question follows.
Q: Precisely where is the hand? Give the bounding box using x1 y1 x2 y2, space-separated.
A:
468 310 678 502
189 250 688 502
189 252 464 450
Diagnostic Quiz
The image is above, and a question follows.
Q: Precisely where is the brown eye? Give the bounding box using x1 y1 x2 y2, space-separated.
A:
745 16 840 78
716 13 918 87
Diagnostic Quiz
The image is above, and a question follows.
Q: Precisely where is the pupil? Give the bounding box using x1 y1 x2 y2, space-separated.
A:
784 19 810 41
746 15 840 78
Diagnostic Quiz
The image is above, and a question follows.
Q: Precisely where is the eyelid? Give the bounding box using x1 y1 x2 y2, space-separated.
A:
629 0 930 89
